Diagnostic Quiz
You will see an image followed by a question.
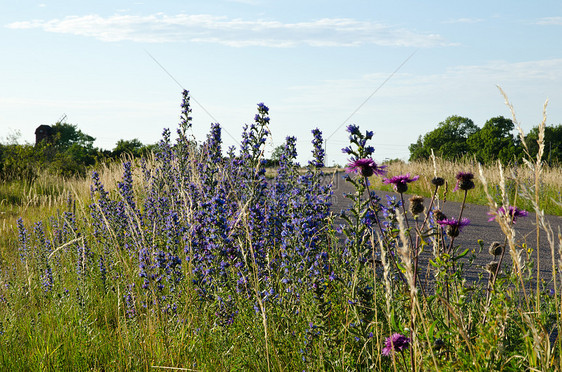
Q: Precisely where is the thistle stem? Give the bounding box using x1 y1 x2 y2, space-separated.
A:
363 176 407 286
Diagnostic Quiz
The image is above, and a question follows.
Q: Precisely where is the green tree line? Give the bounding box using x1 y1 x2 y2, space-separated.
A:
408 115 562 164
0 121 155 181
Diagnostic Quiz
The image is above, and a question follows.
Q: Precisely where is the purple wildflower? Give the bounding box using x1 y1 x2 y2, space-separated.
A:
179 89 192 131
437 217 471 237
341 146 353 155
346 124 361 136
346 158 387 177
454 171 475 191
309 128 325 168
382 333 411 356
488 206 528 224
383 173 419 193
257 102 269 114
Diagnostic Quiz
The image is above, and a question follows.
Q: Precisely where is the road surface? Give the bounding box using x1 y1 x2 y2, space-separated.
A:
327 172 562 288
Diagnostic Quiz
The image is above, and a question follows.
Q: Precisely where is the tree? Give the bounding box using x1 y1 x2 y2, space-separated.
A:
265 145 285 167
35 121 101 177
466 116 520 164
0 142 37 182
112 139 148 159
524 124 562 164
408 116 479 161
51 122 95 151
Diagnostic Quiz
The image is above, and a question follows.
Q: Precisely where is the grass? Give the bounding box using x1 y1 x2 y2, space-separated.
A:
363 157 562 216
0 91 561 370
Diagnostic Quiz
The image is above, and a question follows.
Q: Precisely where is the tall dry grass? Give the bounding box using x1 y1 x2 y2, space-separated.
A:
0 158 147 260
360 157 562 215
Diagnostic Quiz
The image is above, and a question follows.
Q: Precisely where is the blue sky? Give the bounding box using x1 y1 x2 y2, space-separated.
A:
1 1 561 165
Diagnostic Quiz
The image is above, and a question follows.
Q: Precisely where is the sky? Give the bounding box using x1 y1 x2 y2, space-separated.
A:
1 1 561 166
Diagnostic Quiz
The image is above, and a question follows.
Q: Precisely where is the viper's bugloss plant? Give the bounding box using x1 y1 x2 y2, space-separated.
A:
5 91 559 372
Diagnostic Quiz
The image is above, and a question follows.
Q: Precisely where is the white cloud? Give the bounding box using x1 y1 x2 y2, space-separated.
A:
441 59 562 84
537 17 562 26
443 18 483 24
281 58 562 125
225 0 261 5
276 58 562 162
5 13 449 47
297 58 562 93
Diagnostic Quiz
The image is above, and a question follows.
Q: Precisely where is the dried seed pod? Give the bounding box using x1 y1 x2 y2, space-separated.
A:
485 261 500 275
488 241 503 256
409 195 425 215
433 209 447 222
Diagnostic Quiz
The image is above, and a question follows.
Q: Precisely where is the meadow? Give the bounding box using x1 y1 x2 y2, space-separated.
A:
0 91 561 371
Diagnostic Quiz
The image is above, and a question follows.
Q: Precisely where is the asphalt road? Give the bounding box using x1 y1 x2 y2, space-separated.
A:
327 172 562 287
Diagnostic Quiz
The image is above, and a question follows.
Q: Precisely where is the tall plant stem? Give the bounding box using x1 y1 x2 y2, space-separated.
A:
363 176 389 242
412 185 440 291
419 185 439 232
482 238 508 325
363 176 407 286
399 192 417 271
534 169 541 309
447 189 468 254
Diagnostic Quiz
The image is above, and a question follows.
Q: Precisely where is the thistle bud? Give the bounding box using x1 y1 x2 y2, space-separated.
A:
455 172 475 191
431 177 445 187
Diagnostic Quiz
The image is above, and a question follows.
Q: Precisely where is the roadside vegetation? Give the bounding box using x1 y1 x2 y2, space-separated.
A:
368 156 562 216
0 121 155 182
0 89 561 370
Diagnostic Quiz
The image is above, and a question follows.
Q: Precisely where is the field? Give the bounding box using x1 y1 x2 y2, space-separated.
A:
0 94 561 371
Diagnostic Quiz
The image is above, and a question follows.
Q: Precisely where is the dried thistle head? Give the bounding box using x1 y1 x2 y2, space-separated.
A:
488 241 503 256
433 209 447 223
409 195 425 215
485 261 500 275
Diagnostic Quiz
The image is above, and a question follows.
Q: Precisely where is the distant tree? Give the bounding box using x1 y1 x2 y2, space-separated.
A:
0 143 37 182
408 116 479 161
466 116 520 164
112 138 147 159
265 145 285 167
51 122 95 151
37 121 100 177
524 124 562 164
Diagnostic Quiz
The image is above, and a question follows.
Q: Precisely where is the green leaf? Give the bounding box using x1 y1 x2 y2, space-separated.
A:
453 247 470 261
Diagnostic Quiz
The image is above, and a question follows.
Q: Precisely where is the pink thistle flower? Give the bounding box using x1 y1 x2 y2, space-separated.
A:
454 171 475 191
488 206 528 224
382 333 411 356
383 173 419 193
346 158 387 177
437 217 471 237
